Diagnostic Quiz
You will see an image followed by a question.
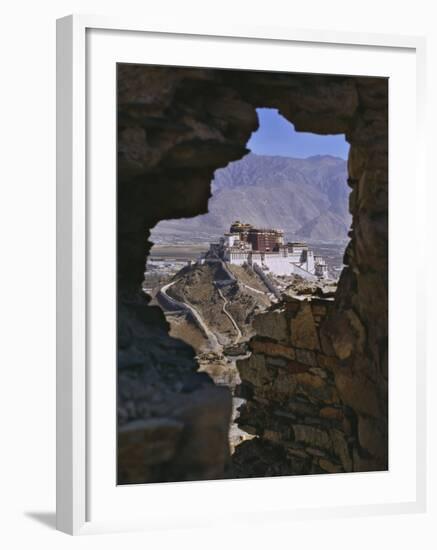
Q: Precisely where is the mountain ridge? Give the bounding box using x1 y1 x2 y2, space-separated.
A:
152 153 351 244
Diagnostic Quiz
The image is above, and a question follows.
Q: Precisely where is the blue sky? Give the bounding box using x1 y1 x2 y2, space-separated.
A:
247 108 350 160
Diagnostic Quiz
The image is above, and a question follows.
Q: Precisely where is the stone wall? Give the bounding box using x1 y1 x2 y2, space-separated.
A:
234 293 385 476
117 65 388 482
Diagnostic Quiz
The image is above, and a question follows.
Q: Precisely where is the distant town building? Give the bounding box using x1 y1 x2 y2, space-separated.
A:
230 221 284 252
205 222 329 280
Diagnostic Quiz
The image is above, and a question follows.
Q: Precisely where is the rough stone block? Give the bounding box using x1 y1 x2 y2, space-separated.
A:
285 359 311 374
348 144 367 181
293 372 339 404
238 424 258 436
118 417 184 470
319 458 343 473
271 369 298 398
287 398 319 418
329 428 353 472
357 414 387 459
172 386 232 479
293 424 332 451
296 348 317 367
319 329 337 357
266 356 288 368
250 339 295 360
309 367 328 379
317 353 340 370
286 448 309 460
305 447 328 458
252 308 288 341
324 313 356 360
290 302 320 351
263 429 283 443
311 302 328 316
274 409 297 421
320 406 344 422
335 368 381 417
283 296 302 313
237 353 272 387
352 447 388 472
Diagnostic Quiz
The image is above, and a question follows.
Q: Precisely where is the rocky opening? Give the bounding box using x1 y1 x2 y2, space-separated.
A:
117 65 388 483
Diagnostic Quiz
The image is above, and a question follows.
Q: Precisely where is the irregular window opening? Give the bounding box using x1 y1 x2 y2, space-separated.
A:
117 66 388 485
145 107 351 453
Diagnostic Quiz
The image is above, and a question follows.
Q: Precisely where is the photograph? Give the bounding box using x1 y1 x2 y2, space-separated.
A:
0 0 433 544
116 64 388 484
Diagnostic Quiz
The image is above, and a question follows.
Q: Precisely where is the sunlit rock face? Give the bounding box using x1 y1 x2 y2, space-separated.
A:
117 65 388 482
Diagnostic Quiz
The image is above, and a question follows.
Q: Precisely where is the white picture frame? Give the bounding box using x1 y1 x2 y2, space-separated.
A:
56 14 427 535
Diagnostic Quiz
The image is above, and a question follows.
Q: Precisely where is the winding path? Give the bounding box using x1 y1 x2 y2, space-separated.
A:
216 287 242 342
158 259 271 350
158 279 221 350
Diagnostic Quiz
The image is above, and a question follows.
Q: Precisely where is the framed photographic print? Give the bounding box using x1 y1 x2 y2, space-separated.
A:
56 15 427 535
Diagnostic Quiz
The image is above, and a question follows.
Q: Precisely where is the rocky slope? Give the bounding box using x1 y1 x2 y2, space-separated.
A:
165 262 271 348
152 153 351 243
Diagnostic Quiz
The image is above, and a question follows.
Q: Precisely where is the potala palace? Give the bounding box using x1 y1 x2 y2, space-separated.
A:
203 221 329 280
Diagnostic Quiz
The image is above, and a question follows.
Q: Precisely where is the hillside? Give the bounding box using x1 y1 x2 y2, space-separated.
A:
152 153 351 244
165 262 271 348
